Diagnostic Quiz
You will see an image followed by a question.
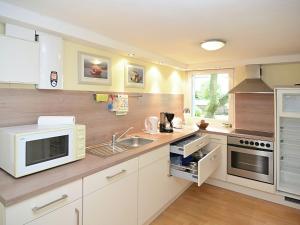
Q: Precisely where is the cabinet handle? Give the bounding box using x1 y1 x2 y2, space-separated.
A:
75 208 80 225
32 194 68 212
106 169 127 180
168 160 172 177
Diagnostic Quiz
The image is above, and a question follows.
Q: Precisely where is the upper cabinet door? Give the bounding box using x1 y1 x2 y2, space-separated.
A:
0 36 39 84
277 89 300 118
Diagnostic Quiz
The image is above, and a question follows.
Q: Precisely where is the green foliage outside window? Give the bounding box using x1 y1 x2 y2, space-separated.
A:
193 73 229 119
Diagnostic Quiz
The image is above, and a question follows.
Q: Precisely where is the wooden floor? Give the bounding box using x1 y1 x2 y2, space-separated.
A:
151 184 300 225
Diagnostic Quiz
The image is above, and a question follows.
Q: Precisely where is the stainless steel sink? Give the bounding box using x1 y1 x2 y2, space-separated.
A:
117 136 154 148
86 136 154 158
86 142 129 158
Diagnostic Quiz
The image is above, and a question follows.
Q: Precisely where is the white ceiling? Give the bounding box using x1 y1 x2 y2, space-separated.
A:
1 0 300 68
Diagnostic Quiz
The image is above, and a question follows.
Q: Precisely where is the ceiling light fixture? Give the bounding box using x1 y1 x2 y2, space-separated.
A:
201 39 226 51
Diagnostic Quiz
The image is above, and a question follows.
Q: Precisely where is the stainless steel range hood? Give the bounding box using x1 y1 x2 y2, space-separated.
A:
229 65 273 94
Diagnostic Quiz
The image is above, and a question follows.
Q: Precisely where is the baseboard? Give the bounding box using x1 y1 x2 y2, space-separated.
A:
206 178 300 209
226 174 275 193
142 182 193 225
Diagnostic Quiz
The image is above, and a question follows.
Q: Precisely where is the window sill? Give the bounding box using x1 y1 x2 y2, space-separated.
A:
191 117 232 128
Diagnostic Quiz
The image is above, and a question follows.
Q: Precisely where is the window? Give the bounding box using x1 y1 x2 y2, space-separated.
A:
191 70 233 122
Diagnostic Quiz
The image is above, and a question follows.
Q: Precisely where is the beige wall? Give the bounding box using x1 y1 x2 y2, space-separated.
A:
0 22 185 94
184 64 300 107
234 63 300 87
261 63 300 87
184 63 300 125
63 41 185 94
1 22 300 94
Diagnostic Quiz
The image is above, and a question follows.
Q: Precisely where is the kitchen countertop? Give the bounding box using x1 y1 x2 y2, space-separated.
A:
0 127 199 207
200 126 233 135
200 126 274 141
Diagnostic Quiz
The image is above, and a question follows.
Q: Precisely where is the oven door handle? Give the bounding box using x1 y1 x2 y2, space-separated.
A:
228 146 273 158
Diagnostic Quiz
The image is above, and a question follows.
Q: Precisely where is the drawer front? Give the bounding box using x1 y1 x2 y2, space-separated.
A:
170 168 198 183
25 199 82 225
139 145 169 169
170 143 222 187
208 134 227 145
6 179 82 225
198 144 221 186
183 134 210 157
83 157 138 195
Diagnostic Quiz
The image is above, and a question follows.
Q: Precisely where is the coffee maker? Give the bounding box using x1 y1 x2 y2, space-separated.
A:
159 112 175 133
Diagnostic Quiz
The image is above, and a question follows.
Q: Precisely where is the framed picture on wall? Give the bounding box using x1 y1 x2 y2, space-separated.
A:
78 52 111 85
125 63 145 88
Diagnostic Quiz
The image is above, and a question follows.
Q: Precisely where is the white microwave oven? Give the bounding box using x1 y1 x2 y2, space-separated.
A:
0 124 86 178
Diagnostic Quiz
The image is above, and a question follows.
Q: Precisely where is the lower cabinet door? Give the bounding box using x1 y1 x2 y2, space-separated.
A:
208 134 228 181
210 144 227 181
83 171 138 225
138 147 191 225
138 156 170 225
25 199 82 225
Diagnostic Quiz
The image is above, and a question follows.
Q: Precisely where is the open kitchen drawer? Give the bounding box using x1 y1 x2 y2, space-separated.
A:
170 133 210 158
170 143 221 186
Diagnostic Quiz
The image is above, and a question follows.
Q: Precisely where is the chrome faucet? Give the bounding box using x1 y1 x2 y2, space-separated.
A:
111 127 134 150
111 132 118 151
116 127 134 141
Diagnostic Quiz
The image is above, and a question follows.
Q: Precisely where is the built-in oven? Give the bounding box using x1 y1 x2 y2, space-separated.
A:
227 136 274 184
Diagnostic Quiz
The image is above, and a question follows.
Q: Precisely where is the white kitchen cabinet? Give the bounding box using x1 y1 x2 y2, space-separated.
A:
170 134 210 157
170 142 221 186
0 35 39 84
209 134 228 181
25 199 82 225
1 180 82 225
83 158 139 225
138 145 190 225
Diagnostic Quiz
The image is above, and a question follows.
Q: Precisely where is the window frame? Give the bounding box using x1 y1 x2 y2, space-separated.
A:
189 69 234 126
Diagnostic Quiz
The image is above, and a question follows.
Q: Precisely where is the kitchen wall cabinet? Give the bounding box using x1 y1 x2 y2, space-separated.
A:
138 145 190 225
83 158 139 225
0 36 39 84
209 134 228 181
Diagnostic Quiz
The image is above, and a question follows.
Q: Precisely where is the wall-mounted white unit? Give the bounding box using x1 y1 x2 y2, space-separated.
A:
5 23 36 42
276 87 300 198
37 31 63 89
0 35 39 84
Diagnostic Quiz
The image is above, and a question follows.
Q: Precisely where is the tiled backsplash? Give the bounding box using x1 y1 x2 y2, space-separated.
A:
235 93 274 132
0 89 183 145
